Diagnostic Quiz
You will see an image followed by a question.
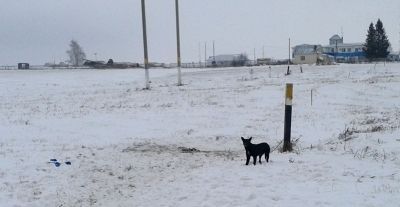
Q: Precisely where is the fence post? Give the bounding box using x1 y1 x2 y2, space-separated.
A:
283 83 293 152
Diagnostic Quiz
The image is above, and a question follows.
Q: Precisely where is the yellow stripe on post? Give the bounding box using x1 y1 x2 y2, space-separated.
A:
285 83 293 105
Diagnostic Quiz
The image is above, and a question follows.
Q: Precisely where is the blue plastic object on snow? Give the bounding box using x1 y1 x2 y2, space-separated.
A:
50 159 57 162
65 161 71 165
54 162 61 167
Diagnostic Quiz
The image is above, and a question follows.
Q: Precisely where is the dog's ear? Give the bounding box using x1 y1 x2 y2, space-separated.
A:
249 137 252 141
241 137 244 141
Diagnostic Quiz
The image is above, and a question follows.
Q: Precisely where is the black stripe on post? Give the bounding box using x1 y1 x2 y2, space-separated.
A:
283 83 293 152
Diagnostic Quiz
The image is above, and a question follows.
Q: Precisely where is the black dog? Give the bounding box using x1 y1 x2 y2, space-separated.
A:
241 137 270 165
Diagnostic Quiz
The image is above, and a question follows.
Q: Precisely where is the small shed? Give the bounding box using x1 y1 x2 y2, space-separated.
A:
18 63 30 69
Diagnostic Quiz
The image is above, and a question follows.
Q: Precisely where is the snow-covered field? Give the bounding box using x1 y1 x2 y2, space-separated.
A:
1 64 400 207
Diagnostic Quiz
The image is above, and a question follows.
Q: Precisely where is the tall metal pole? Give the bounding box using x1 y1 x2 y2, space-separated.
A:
141 0 150 89
175 0 182 86
253 48 256 65
198 42 201 68
335 40 338 62
262 45 265 59
213 40 215 66
287 38 291 75
288 38 291 65
204 42 207 68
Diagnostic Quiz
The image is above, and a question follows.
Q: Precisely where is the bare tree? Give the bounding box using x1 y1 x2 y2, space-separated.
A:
66 40 86 66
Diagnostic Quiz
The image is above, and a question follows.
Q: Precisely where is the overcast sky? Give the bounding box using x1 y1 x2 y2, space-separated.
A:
1 0 400 65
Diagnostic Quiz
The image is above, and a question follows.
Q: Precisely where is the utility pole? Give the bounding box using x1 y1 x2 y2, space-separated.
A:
204 42 207 68
253 48 256 65
198 42 202 68
335 40 338 62
287 38 291 75
398 22 400 56
175 0 182 86
341 26 344 39
213 40 216 66
262 45 265 59
141 0 150 89
288 38 291 65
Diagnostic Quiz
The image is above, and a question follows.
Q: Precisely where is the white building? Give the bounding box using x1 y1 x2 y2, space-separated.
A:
292 44 325 65
329 34 343 45
322 35 366 63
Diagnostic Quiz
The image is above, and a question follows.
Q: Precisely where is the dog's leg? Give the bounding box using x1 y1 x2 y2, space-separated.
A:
259 155 262 164
253 156 257 165
246 154 250 165
266 153 269 163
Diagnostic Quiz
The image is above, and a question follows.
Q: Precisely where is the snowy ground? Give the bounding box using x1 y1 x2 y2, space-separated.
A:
1 64 400 206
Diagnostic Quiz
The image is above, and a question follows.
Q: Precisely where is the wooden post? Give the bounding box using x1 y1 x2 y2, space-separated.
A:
283 83 293 152
269 66 272 78
311 89 313 106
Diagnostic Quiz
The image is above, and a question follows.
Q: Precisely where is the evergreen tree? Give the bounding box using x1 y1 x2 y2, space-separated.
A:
364 19 391 61
364 22 377 61
375 19 390 59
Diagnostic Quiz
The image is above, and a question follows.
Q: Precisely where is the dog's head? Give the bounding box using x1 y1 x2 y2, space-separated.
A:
241 137 252 148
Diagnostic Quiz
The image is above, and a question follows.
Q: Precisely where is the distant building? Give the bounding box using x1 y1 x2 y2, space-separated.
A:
256 58 274 65
387 52 400 61
83 60 140 69
293 35 367 64
18 63 29 69
329 34 343 45
206 54 249 67
322 35 366 63
292 44 330 65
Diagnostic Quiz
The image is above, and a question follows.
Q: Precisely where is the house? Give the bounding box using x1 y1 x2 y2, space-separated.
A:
323 35 366 63
292 44 325 65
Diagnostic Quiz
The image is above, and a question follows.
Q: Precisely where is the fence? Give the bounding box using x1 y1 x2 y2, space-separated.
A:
0 66 17 70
